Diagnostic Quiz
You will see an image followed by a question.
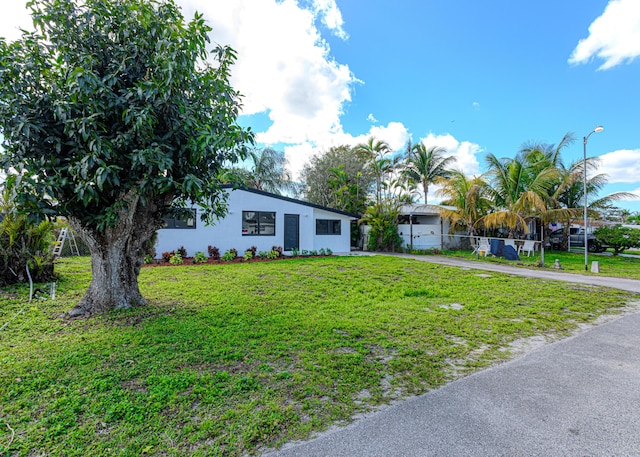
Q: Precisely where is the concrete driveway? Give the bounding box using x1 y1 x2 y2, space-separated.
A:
263 254 640 456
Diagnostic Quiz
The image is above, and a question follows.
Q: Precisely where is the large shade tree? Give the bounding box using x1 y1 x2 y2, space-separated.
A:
301 145 373 209
0 0 253 315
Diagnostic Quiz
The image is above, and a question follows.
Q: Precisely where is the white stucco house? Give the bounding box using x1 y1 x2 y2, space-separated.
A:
154 186 358 257
397 203 453 250
360 203 455 251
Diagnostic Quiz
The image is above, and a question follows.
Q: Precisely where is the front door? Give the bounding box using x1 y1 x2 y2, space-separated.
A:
284 214 299 251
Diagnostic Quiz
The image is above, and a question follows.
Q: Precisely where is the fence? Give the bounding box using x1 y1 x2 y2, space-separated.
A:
440 233 547 266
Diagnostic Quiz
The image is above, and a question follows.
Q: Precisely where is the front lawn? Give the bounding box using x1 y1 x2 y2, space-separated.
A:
1 255 637 456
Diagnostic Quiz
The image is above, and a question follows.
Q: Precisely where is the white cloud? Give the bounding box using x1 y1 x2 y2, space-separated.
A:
417 133 483 177
311 0 348 40
362 122 410 152
569 0 640 70
178 0 358 147
367 113 378 123
2 0 361 183
597 149 640 183
472 101 480 110
285 122 411 180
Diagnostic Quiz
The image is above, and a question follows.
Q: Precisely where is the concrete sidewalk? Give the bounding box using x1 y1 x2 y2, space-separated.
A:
263 254 640 456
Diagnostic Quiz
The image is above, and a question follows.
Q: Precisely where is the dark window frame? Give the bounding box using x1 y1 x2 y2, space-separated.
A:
316 219 341 235
242 211 276 236
162 208 197 229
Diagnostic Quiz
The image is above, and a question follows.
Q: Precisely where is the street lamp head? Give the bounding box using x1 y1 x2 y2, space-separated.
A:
594 125 604 133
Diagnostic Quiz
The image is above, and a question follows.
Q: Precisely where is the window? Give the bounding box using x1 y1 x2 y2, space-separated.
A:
316 219 341 235
162 208 196 229
242 211 276 235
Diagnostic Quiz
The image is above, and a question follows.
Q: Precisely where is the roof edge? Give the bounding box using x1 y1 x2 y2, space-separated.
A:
220 185 360 219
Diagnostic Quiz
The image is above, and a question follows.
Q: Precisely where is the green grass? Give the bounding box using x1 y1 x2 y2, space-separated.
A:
1 255 638 456
440 248 640 279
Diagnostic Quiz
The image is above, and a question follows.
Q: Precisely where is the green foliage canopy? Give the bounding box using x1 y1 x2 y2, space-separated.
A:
301 145 373 210
0 0 253 231
595 225 640 256
0 0 253 313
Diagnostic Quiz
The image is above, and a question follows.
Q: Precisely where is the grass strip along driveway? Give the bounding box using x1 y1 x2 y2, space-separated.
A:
441 248 640 279
1 255 638 456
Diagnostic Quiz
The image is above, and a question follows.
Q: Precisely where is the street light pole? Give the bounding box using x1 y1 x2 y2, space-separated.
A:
583 125 603 272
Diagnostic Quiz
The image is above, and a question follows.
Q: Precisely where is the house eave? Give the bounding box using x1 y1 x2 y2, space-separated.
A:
221 185 360 219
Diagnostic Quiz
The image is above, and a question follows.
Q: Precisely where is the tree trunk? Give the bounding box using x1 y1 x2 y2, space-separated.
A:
66 194 165 317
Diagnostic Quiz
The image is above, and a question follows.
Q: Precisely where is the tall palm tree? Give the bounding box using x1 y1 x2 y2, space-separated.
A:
519 132 575 173
402 144 456 204
518 133 579 239
436 170 491 236
355 137 391 204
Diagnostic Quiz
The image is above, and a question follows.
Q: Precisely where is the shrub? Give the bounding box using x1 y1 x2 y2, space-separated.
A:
301 250 309 256
243 250 253 261
363 201 403 252
595 225 640 255
194 251 207 263
161 251 173 263
144 254 154 264
169 252 183 265
177 246 187 258
207 245 220 260
229 248 238 258
249 246 257 257
271 246 283 257
0 191 55 286
258 251 268 259
325 248 333 255
319 248 326 256
221 250 236 262
291 247 299 257
267 250 279 259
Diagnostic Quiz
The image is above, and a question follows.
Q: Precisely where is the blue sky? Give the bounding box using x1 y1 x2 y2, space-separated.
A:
3 0 640 211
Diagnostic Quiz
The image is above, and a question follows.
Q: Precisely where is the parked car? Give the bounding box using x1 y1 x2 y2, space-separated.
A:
549 227 606 252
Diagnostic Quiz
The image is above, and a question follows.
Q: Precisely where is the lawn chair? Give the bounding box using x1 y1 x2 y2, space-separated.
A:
518 240 536 257
471 237 480 255
477 237 491 256
504 239 516 249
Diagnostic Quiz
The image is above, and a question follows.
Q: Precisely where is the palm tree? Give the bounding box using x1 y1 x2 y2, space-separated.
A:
436 170 491 237
550 157 637 248
402 144 456 204
519 132 575 173
246 147 296 195
355 137 391 204
518 133 579 241
482 152 560 238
